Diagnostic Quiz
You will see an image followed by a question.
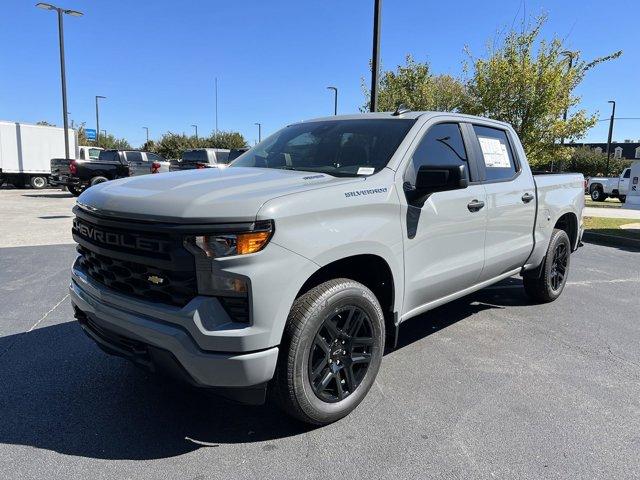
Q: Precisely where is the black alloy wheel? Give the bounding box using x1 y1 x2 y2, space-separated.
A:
549 241 568 292
308 306 373 403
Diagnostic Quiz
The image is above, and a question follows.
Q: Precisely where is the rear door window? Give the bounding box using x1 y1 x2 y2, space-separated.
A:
125 151 144 162
473 125 518 182
147 153 164 163
98 150 120 162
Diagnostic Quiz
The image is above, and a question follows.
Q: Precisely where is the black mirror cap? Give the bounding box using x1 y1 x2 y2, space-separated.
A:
405 164 468 200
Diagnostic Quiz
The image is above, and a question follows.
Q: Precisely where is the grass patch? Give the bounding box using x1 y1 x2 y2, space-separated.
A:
584 195 622 208
583 216 640 240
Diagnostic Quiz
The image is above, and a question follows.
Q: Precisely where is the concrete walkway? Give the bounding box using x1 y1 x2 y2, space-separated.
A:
584 206 640 219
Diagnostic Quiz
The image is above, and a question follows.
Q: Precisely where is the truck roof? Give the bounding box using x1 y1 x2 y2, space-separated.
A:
298 111 512 129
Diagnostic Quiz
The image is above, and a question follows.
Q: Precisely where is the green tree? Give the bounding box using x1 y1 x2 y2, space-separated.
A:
565 146 631 177
362 55 469 112
96 133 131 150
36 120 56 126
154 131 247 159
463 15 621 169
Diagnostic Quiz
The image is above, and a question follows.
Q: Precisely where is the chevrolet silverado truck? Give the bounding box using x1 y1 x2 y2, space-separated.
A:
587 168 631 202
69 112 584 425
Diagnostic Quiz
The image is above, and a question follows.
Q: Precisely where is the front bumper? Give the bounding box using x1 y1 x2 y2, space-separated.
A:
70 272 279 390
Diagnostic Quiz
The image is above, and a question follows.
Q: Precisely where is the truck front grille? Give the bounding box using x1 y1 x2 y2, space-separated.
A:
77 246 197 307
73 210 198 308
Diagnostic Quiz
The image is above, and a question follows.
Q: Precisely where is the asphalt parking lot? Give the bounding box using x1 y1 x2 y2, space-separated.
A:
1 189 639 479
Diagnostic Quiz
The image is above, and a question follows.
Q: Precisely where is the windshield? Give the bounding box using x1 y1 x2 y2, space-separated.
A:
230 119 415 176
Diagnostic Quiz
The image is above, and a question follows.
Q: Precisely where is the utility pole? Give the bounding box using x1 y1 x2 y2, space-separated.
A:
605 100 616 176
142 126 149 143
327 86 338 115
36 3 83 159
192 124 198 139
370 0 382 112
95 95 106 146
556 50 577 172
254 122 262 142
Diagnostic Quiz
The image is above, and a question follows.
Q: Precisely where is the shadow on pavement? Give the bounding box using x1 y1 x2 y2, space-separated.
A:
0 278 527 460
22 192 73 199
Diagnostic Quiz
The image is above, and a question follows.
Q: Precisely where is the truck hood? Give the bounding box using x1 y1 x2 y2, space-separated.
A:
77 167 358 222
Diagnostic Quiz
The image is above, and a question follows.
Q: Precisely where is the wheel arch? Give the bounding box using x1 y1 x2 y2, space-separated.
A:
554 211 579 251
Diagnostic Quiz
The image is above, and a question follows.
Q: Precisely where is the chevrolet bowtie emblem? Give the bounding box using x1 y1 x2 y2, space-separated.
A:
147 275 165 285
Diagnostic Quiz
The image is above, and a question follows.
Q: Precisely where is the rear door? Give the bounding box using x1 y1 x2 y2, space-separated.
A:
471 124 536 281
125 151 146 176
399 121 487 317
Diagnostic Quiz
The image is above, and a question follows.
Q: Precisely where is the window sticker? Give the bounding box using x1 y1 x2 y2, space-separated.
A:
478 136 511 168
357 167 375 175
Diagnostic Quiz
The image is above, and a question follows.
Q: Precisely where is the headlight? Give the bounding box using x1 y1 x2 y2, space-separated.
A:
186 220 273 259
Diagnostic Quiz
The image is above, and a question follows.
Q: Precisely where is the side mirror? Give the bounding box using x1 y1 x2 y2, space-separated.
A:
405 164 468 201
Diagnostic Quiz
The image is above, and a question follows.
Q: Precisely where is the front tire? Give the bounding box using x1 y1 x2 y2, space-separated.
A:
590 186 606 202
274 279 385 425
523 229 571 303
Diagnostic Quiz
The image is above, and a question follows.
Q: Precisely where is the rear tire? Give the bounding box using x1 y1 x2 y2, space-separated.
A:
90 176 108 187
523 229 571 303
619 195 626 203
29 175 48 189
274 279 385 425
67 186 83 197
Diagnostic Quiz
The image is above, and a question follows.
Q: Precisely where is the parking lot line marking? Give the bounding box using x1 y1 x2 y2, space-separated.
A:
0 293 69 360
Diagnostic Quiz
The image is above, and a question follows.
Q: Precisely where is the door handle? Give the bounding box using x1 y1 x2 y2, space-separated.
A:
467 199 485 212
521 192 534 203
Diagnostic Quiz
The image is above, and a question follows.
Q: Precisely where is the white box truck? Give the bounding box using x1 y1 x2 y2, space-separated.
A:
0 121 77 189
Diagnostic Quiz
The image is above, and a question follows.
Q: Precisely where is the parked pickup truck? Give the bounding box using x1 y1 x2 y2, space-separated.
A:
587 168 631 202
69 112 584 425
169 148 231 171
51 149 168 196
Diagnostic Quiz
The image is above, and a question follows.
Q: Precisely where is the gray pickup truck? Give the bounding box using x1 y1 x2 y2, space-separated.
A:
69 112 584 425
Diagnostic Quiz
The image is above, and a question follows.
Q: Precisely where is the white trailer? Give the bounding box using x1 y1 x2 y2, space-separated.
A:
0 121 77 189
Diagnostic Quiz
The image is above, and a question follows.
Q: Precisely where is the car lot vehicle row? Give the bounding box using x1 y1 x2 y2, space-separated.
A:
50 149 168 196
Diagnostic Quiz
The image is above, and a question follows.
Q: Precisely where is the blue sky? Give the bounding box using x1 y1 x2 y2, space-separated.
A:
1 0 638 147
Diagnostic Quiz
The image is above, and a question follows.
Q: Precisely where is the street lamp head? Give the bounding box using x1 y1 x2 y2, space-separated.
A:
608 100 615 104
96 95 106 99
36 3 56 10
327 86 337 91
63 9 83 16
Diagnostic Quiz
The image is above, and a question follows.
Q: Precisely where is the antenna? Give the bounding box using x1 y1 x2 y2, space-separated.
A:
392 104 411 116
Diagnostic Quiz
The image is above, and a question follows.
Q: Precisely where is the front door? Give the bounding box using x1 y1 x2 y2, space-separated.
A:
399 121 487 319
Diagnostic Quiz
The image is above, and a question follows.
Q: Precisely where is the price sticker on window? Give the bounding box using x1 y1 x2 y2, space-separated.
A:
478 136 511 168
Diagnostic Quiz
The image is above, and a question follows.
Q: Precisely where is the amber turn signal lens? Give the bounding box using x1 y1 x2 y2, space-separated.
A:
236 231 271 255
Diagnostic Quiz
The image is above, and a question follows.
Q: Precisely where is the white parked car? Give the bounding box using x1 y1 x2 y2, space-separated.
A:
169 148 231 171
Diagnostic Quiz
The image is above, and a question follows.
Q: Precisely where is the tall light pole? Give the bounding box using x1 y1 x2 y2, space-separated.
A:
370 0 382 112
215 77 219 134
555 50 577 172
36 3 83 159
142 126 149 143
605 100 616 176
95 95 106 146
101 129 107 138
327 86 338 115
192 124 198 139
254 123 262 143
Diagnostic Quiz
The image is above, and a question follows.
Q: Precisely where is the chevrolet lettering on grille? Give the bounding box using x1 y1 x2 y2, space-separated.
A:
73 219 171 254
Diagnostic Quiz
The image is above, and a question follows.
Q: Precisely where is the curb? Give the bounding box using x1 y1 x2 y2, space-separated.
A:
582 231 640 250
